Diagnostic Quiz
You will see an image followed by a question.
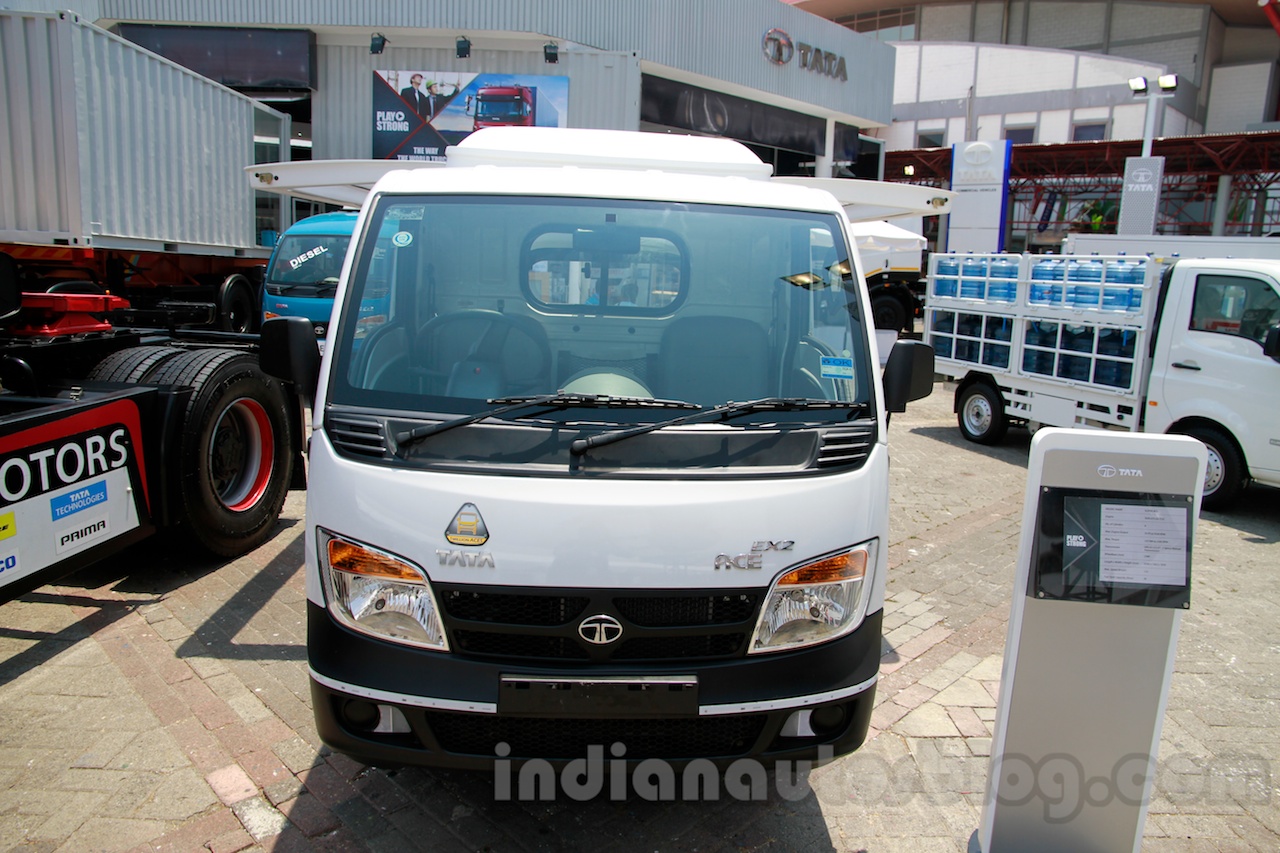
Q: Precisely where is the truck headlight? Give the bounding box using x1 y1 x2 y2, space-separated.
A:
318 530 448 651
748 545 872 654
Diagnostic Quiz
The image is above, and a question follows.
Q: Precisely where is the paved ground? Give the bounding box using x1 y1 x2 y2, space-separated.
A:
0 384 1276 852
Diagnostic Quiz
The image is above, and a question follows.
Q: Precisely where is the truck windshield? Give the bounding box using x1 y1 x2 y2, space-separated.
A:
327 194 872 428
476 97 525 120
267 234 349 291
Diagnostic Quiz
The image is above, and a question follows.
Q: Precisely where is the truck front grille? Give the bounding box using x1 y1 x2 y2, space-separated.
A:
423 711 767 760
436 585 762 663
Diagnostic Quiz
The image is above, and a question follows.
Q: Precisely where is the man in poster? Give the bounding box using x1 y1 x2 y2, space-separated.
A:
400 73 430 119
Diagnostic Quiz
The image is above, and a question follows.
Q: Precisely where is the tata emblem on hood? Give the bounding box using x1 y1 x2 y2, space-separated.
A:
445 503 489 546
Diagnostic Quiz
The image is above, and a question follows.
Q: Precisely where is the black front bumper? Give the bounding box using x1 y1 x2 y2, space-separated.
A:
308 601 882 770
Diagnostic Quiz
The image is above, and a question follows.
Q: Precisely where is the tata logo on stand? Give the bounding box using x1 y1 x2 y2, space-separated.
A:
762 29 848 82
1098 464 1144 478
954 142 1000 184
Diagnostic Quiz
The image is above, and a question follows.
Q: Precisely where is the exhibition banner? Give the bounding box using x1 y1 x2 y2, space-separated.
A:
373 71 569 161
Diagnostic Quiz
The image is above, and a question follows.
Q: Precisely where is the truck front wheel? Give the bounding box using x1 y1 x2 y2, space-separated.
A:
148 349 293 555
1179 425 1245 512
957 383 1008 445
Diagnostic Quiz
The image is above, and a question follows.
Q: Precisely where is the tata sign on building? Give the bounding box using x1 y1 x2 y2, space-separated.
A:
1117 156 1165 235
947 140 1012 253
761 28 848 82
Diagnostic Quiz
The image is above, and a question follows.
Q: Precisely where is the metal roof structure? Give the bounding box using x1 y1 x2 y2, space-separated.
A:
886 131 1280 234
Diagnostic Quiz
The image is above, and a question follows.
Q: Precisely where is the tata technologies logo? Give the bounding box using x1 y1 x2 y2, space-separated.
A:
762 28 794 65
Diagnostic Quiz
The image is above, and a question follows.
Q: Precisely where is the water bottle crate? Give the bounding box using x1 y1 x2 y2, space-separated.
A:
928 252 1153 314
926 309 1018 373
928 303 1144 393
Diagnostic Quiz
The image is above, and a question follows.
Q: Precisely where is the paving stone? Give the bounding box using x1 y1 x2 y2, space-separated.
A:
207 764 258 806
233 795 291 841
0 385 1274 851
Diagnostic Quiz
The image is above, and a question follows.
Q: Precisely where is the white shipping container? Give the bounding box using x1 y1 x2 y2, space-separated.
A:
0 9 285 252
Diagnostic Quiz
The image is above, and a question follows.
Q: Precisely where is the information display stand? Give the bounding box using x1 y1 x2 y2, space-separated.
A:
979 428 1206 853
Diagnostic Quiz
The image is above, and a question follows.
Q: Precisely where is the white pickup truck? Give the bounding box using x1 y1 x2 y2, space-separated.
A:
254 127 952 771
926 251 1280 510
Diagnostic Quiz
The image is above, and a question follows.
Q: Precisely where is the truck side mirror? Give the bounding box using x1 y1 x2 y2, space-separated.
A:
883 339 935 413
260 317 321 408
1265 324 1280 362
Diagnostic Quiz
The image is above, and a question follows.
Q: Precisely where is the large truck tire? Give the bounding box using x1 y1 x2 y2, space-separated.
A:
147 348 293 556
871 294 908 333
87 345 186 383
957 382 1008 445
218 274 258 334
1178 425 1245 512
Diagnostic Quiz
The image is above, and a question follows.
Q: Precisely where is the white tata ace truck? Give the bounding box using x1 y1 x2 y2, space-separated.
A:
926 251 1280 510
256 127 949 770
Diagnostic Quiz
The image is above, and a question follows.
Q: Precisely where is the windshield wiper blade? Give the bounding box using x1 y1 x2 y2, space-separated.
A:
394 393 699 454
569 397 861 456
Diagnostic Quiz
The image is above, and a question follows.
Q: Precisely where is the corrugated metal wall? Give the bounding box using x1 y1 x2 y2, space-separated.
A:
83 0 893 125
1 9 272 249
314 43 639 160
0 11 80 242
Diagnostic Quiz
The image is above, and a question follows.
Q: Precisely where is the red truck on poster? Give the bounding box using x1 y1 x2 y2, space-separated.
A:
465 84 559 129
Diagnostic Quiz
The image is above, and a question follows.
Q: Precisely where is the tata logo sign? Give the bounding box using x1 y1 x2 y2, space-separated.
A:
1131 168 1155 183
963 144 993 166
954 141 1002 184
578 614 623 645
762 28 848 82
1098 464 1144 478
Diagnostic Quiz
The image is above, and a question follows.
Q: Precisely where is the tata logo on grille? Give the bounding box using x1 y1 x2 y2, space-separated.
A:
578 614 623 645
445 503 489 546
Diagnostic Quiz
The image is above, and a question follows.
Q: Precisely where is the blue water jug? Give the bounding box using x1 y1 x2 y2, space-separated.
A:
1101 258 1132 310
934 255 959 298
1127 259 1147 311
1067 258 1103 307
1029 256 1064 304
960 255 988 299
988 256 1018 302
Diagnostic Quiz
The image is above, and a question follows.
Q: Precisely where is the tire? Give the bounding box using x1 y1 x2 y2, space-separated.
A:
872 295 908 333
957 382 1008 445
148 348 293 556
87 346 186 383
1179 425 1245 512
218 274 257 334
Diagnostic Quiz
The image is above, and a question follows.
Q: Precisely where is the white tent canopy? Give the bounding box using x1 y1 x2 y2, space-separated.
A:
848 219 926 276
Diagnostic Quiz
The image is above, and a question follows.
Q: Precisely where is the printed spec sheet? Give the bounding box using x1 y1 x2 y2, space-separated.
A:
1098 503 1188 586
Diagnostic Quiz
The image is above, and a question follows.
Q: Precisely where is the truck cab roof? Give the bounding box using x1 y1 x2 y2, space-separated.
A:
282 210 359 236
